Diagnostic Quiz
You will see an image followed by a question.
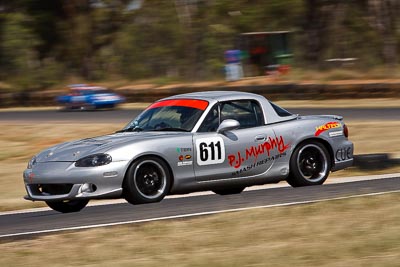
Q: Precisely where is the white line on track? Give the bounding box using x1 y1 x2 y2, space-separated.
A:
1 189 399 239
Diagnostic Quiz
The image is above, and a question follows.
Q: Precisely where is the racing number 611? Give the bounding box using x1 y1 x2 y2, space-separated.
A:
196 137 225 166
200 141 222 162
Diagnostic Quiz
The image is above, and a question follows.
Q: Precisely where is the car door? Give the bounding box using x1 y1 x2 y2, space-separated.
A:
193 100 286 182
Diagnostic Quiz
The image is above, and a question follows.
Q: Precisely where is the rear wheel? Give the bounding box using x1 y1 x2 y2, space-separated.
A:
123 157 171 205
287 141 331 187
45 199 89 213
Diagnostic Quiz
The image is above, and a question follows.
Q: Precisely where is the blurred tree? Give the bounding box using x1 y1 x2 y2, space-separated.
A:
0 12 42 90
0 0 400 88
114 0 184 79
57 0 131 80
22 0 63 60
324 1 379 65
367 0 399 65
303 0 334 66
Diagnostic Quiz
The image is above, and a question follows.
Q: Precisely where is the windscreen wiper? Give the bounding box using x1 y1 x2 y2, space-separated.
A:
115 127 144 133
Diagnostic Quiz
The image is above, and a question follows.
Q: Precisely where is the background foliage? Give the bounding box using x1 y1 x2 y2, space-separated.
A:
0 0 399 90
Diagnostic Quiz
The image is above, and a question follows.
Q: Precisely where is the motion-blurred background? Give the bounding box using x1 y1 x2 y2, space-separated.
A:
0 0 400 94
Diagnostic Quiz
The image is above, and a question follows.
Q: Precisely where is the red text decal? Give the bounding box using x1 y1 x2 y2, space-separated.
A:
315 122 341 136
228 136 290 169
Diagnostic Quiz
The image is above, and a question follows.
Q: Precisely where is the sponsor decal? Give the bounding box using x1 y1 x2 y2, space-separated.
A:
178 154 193 166
178 161 193 167
231 152 287 176
329 130 343 137
196 137 225 166
335 147 352 161
315 122 341 136
228 136 290 169
176 147 192 153
179 154 192 161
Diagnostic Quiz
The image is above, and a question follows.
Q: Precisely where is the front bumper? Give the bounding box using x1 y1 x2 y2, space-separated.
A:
23 161 128 201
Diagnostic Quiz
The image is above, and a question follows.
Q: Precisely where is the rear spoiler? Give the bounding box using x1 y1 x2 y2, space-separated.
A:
316 115 343 121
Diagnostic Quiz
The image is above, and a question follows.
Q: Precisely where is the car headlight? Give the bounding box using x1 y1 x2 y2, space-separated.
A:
75 154 112 167
27 156 37 169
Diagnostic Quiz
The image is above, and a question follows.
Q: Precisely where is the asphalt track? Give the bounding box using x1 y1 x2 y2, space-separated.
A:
0 107 399 123
1 176 399 239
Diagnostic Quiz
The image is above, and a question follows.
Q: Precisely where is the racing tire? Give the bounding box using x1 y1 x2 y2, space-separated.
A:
213 187 245 195
45 199 89 213
287 141 331 187
123 157 171 205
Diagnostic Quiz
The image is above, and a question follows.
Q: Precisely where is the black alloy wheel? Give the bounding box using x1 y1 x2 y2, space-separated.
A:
287 141 331 187
123 157 171 205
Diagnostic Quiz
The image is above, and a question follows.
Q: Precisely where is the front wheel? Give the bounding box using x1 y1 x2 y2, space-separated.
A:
123 157 171 205
287 141 331 187
45 199 89 213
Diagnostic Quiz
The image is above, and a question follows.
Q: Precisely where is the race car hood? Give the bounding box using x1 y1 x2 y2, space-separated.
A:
35 132 187 162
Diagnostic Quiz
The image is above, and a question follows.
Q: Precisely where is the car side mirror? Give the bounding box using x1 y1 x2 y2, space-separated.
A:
217 119 240 133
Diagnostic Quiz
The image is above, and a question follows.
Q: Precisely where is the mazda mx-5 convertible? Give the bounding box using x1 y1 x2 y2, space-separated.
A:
23 91 353 213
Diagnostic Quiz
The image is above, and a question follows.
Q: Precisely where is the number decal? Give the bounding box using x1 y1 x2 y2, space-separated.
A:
196 137 225 165
199 142 208 162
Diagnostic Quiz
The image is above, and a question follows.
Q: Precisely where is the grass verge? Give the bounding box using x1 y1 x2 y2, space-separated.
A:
1 193 399 266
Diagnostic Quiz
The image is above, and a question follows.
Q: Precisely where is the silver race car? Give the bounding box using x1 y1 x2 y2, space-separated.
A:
23 91 353 213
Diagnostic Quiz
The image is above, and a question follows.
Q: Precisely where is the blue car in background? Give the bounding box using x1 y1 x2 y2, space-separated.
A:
57 84 125 110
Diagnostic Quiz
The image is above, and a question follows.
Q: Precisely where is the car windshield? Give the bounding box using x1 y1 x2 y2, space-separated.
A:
121 99 209 132
72 89 110 95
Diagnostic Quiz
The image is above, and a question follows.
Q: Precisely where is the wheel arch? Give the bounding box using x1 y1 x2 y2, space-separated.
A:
291 137 334 168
